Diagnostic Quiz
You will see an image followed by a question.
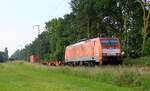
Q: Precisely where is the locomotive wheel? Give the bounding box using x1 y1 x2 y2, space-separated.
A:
89 61 95 67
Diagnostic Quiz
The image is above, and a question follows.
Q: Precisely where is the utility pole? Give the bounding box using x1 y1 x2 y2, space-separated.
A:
33 25 40 36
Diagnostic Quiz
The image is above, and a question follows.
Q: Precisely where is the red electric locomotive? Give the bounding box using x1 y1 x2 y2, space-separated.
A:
65 37 122 65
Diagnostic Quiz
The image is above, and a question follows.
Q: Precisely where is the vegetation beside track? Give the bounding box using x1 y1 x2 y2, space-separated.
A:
52 66 150 91
124 56 150 66
0 61 149 91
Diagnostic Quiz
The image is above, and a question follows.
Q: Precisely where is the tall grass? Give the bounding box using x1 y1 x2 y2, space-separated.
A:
49 66 150 91
2 61 149 91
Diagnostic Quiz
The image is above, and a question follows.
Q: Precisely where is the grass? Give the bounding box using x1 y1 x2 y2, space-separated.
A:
0 61 149 91
52 66 150 91
124 56 150 66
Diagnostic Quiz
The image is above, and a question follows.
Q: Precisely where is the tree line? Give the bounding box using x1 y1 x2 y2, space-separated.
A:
11 0 150 61
0 48 8 62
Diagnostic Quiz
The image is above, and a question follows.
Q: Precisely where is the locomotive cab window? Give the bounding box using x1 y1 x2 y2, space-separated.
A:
101 40 110 46
101 39 118 46
110 39 118 45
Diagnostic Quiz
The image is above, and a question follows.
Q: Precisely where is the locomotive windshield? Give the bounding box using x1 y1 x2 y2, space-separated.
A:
101 39 119 46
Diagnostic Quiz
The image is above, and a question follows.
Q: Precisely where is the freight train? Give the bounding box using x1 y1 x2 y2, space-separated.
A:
30 37 123 66
65 37 122 66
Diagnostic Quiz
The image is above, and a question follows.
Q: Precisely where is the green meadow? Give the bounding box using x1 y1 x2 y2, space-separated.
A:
0 61 149 91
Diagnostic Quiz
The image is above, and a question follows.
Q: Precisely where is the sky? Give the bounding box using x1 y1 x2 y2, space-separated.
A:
0 0 71 56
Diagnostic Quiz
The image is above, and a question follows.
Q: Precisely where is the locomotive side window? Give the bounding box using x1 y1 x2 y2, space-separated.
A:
94 41 96 46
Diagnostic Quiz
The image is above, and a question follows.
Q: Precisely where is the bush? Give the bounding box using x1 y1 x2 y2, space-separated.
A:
124 56 150 66
143 38 150 56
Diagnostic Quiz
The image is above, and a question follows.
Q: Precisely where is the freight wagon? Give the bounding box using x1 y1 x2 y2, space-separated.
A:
42 61 64 66
65 37 122 66
30 55 40 63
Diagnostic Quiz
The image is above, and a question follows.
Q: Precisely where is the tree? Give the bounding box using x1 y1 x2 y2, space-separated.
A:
11 0 150 61
112 0 143 57
0 51 6 62
138 0 150 55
